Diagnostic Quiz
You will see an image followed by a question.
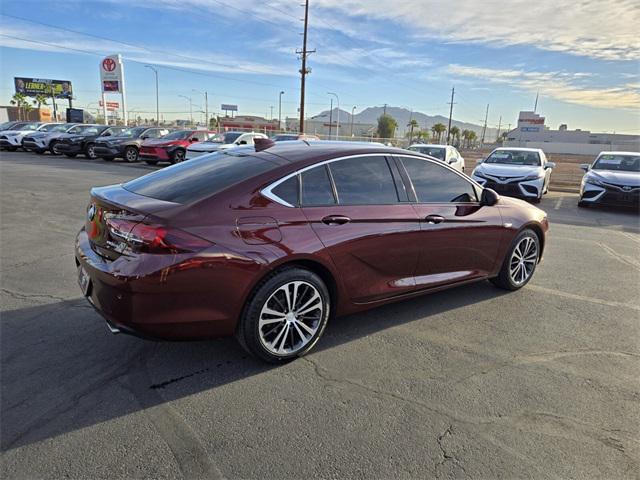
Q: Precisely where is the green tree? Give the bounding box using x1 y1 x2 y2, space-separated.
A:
449 126 460 146
431 122 446 143
377 114 398 139
407 119 419 143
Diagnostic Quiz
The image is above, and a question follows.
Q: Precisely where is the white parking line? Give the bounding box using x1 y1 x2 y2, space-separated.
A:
528 284 640 312
554 197 563 210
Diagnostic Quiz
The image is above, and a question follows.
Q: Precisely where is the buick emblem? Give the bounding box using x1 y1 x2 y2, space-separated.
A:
87 204 97 221
499 177 506 181
622 186 631 191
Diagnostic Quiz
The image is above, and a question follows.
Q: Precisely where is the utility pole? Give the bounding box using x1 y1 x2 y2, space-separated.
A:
296 0 314 134
278 90 284 131
446 86 456 145
328 97 333 138
350 105 356 137
383 103 387 116
481 103 489 145
146 66 159 126
534 91 539 112
328 92 339 139
496 115 502 141
179 95 193 125
270 106 274 120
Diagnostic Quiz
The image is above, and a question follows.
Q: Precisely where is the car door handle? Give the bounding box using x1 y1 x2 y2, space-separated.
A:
321 215 351 225
424 214 445 224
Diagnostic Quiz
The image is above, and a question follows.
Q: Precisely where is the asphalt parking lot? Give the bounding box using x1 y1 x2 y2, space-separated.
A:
1 151 639 479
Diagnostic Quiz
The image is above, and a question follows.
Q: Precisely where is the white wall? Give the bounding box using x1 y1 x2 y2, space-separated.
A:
504 140 640 155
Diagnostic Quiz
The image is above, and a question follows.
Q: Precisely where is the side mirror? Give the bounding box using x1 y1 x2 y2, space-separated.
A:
190 138 198 142
580 163 590 172
481 188 499 206
476 158 483 165
141 135 149 140
448 158 456 164
545 162 556 169
238 140 248 145
103 132 111 137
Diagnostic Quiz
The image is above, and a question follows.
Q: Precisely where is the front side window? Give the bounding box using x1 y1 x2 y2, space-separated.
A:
301 166 335 206
401 156 477 203
329 156 399 205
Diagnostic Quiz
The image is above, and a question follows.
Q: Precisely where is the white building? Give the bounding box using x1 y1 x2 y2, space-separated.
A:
504 111 640 155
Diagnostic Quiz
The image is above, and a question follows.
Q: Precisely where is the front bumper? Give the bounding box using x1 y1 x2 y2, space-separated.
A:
75 228 255 340
580 181 640 208
140 147 170 161
93 143 124 157
473 175 544 199
56 142 83 154
0 136 23 148
22 137 48 151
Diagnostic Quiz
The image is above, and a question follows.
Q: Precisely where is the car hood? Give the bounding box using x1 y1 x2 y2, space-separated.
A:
586 169 640 187
477 164 542 178
187 141 227 152
96 136 133 144
59 134 89 142
1 129 38 137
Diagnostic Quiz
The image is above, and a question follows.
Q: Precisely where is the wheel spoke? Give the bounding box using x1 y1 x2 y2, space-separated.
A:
296 319 316 336
296 292 320 315
292 321 309 343
261 307 286 319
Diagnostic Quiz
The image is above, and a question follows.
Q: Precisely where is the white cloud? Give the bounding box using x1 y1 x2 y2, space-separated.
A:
448 64 640 109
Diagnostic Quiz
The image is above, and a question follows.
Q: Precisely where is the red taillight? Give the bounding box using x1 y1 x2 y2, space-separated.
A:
106 218 211 254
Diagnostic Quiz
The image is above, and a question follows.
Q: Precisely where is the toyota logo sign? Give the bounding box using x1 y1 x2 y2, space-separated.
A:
102 58 116 72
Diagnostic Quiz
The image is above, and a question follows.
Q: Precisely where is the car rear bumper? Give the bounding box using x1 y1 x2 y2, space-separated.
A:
75 228 257 340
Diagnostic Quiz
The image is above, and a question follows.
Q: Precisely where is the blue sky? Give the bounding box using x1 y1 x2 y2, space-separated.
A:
0 0 638 132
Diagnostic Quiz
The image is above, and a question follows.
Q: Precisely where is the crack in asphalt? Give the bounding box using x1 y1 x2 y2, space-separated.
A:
435 425 467 479
1 288 69 303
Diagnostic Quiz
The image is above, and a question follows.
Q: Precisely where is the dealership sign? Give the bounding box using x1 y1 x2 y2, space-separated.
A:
221 104 238 112
14 77 73 99
99 100 120 110
100 55 124 93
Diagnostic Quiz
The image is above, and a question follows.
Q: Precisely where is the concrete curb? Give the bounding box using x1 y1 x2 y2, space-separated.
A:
550 186 580 194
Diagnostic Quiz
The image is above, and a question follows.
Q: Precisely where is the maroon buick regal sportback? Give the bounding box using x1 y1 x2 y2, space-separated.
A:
76 140 549 362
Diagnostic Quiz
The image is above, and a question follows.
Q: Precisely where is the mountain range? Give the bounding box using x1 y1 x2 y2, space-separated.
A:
311 106 499 139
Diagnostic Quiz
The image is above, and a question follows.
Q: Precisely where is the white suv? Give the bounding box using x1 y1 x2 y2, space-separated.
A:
186 131 268 160
406 144 465 173
471 147 555 203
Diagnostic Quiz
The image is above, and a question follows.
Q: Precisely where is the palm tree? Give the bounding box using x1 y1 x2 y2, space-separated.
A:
33 94 49 108
461 129 471 148
467 131 477 148
407 119 419 143
449 126 460 146
10 93 29 120
431 123 446 143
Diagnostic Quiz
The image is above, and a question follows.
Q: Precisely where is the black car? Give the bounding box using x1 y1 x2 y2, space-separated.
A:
56 126 127 159
93 126 171 162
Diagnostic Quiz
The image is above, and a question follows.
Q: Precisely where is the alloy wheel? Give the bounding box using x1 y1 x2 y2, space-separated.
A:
86 144 96 159
125 148 138 162
509 236 538 285
174 150 185 163
258 281 323 356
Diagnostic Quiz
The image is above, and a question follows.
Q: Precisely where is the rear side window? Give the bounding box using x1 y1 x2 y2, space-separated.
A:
329 156 399 204
124 151 277 204
301 166 335 206
401 156 477 203
272 176 299 206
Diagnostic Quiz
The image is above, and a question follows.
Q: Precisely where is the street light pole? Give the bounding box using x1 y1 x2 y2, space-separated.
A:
179 95 193 126
328 98 333 138
278 90 284 132
327 92 339 139
350 105 356 137
193 89 209 128
145 65 159 126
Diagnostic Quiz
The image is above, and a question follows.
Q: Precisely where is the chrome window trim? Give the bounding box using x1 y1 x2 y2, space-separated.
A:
261 152 482 207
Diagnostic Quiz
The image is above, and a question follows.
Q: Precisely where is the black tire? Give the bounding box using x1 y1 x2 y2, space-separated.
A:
5 146 17 152
35 149 45 155
84 143 97 159
532 195 542 204
578 200 589 208
171 149 186 164
49 141 61 155
64 153 77 158
490 229 540 291
145 159 159 165
124 146 139 163
237 267 331 363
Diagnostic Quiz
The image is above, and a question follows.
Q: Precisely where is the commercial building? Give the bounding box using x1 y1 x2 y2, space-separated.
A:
504 111 640 155
285 112 376 138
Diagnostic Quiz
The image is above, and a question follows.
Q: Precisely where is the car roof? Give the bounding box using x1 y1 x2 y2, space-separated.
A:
249 140 417 167
409 144 447 148
493 147 542 153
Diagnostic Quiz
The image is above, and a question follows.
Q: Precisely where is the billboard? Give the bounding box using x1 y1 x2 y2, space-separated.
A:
221 104 238 112
100 55 124 93
14 77 73 99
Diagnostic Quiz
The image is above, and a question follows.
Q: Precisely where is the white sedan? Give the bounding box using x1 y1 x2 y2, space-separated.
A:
471 147 555 203
406 144 465 173
186 131 268 160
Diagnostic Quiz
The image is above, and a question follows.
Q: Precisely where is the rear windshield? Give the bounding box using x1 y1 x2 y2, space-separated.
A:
123 150 277 204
